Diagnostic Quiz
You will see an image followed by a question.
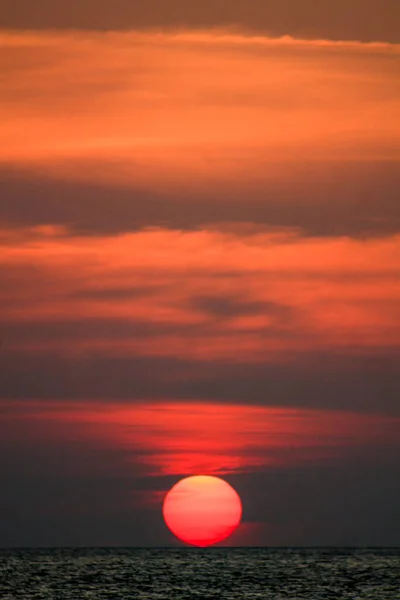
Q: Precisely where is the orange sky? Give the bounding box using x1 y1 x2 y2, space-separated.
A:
1 31 399 169
1 225 399 361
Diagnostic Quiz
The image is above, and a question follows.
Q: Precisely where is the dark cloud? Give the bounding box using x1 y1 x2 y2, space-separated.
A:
0 0 399 43
0 316 206 345
188 295 288 320
1 349 399 415
72 285 164 301
231 452 400 546
1 161 399 237
0 434 168 547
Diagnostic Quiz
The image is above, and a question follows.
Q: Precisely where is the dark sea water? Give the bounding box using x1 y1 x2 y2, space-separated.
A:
1 548 399 600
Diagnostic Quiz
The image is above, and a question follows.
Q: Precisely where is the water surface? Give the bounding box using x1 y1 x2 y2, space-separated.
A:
1 547 399 599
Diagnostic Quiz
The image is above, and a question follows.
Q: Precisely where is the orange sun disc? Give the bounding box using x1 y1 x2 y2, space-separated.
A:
163 475 242 547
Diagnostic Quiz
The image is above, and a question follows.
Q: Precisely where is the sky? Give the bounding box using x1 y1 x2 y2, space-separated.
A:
0 1 399 547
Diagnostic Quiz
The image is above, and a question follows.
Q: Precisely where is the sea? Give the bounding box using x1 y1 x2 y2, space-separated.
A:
0 547 399 600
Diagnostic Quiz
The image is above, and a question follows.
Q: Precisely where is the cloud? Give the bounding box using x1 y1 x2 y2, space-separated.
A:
1 162 400 237
0 225 399 408
189 295 288 320
3 400 399 476
0 222 398 413
1 30 399 164
1 30 399 240
1 1 399 43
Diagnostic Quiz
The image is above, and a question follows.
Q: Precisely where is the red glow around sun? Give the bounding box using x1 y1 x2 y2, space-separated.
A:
162 475 242 547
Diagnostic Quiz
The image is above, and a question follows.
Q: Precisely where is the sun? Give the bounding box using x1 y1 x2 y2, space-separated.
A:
162 475 242 547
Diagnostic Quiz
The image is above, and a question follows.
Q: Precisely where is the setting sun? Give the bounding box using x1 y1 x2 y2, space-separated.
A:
163 476 242 547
